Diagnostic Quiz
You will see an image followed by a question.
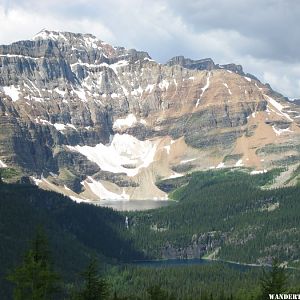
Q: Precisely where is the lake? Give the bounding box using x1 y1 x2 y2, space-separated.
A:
95 199 174 211
133 258 264 270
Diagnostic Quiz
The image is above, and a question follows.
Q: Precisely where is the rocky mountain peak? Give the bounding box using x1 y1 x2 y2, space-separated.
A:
0 31 299 202
31 29 152 62
33 29 99 45
32 29 118 58
166 56 216 70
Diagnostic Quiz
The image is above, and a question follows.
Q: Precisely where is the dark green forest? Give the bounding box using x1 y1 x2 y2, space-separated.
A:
130 169 300 266
1 168 300 299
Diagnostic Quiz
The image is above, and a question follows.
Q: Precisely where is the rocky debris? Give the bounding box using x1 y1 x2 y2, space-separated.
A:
93 170 139 187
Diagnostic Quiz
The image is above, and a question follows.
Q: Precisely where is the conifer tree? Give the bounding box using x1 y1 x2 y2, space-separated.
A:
259 258 288 299
77 257 109 300
7 227 60 300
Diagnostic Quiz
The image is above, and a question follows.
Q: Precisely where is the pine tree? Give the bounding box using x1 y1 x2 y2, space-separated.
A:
259 258 288 299
77 257 109 300
147 285 175 300
7 228 60 300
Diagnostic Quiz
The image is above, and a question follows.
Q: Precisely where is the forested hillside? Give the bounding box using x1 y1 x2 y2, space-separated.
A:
0 183 143 299
129 169 300 266
1 168 300 299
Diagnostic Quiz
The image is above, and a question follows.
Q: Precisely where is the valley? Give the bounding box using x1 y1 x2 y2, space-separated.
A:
1 167 300 299
0 30 300 299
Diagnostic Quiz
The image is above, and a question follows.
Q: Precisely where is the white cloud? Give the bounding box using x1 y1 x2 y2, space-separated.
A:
0 5 115 45
235 55 300 98
0 0 299 98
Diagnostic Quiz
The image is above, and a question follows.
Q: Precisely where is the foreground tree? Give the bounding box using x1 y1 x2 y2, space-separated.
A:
259 258 288 299
75 257 109 300
7 228 60 300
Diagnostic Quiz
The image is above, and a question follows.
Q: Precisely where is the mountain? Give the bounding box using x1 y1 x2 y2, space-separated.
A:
0 29 300 201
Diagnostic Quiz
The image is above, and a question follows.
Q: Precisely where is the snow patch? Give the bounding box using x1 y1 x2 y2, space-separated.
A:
67 123 77 130
85 177 130 200
0 54 41 60
167 172 184 179
223 83 232 95
55 88 66 97
34 30 58 40
244 76 252 82
159 80 169 90
121 85 129 96
265 106 271 115
53 123 76 131
264 94 293 122
34 118 52 126
250 170 267 175
140 119 147 125
272 126 293 136
216 162 225 169
2 85 21 101
113 114 137 129
143 57 155 62
180 158 197 164
164 145 171 154
111 93 120 98
68 134 158 177
83 36 98 49
0 160 7 168
145 84 156 93
31 176 42 185
196 72 211 107
53 123 66 131
27 80 42 97
64 185 71 191
113 114 147 129
69 195 90 203
255 83 262 90
71 62 103 69
110 60 129 74
235 159 244 167
131 86 143 96
73 88 87 102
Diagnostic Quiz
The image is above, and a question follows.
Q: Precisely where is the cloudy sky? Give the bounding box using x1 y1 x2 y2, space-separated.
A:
0 0 299 98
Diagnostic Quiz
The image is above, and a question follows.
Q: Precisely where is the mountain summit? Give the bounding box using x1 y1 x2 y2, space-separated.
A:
0 30 299 201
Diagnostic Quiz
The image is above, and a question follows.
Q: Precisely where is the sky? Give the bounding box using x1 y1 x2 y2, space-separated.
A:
0 0 299 99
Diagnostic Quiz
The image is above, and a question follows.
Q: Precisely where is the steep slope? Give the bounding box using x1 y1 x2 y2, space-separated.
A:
0 30 299 201
0 182 143 299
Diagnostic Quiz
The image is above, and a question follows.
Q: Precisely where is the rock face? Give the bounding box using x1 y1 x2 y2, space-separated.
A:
0 29 300 201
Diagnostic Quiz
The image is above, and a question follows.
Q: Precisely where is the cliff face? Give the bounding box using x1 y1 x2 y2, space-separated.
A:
0 30 300 201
